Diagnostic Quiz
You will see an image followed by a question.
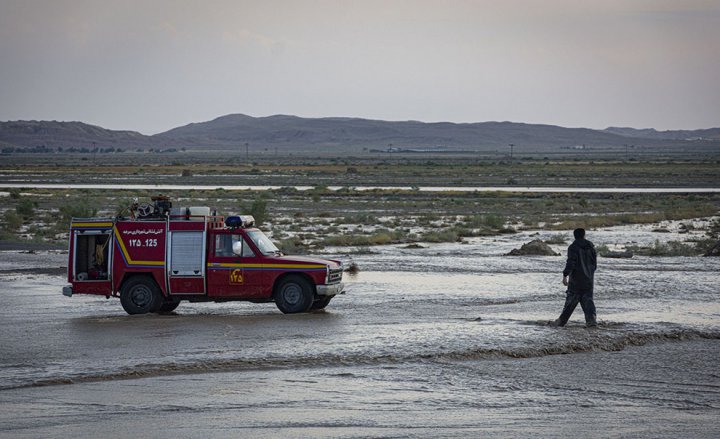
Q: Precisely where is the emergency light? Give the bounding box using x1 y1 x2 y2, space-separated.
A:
225 215 255 228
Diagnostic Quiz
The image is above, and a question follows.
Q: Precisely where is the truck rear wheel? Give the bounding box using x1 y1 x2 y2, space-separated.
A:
120 276 162 315
274 276 314 314
157 300 180 313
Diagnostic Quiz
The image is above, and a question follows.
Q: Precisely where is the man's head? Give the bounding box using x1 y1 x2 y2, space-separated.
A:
573 228 586 240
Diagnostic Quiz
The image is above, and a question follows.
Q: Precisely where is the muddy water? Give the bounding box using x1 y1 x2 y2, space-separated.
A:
0 227 719 437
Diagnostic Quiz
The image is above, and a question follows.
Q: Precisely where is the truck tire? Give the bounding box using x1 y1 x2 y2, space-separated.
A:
310 296 333 310
274 275 314 314
157 300 180 313
120 276 162 315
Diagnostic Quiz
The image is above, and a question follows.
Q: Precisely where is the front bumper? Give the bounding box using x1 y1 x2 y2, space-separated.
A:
62 286 73 297
316 282 345 296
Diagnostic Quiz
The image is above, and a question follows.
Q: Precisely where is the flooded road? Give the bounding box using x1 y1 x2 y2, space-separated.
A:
1 226 719 437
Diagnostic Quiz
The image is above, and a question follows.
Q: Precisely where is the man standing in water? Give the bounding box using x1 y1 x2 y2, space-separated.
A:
551 228 598 327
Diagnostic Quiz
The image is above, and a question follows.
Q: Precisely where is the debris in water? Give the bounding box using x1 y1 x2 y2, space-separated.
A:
345 261 360 274
505 239 560 256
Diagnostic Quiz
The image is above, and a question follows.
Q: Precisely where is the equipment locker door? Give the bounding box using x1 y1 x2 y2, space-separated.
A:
167 228 206 295
69 221 113 295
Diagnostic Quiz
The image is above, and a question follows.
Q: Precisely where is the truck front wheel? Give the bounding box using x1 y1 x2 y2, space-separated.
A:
274 276 314 314
120 276 162 315
310 296 333 311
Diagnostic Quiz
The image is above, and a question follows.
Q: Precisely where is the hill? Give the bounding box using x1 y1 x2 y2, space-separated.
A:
157 114 632 150
0 120 170 151
604 126 720 141
2 115 719 156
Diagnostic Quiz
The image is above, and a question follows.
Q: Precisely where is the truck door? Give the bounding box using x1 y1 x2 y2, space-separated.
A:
207 231 264 297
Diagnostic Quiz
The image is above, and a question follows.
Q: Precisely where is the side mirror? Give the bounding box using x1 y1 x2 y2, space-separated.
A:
232 241 244 256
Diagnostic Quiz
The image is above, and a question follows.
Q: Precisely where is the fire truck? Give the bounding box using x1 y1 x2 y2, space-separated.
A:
62 196 345 315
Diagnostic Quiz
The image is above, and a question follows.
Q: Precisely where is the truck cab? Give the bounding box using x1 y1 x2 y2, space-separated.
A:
63 199 344 315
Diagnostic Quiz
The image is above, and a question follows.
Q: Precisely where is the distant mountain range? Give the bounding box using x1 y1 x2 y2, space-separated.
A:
603 126 720 141
1 114 719 154
0 120 176 151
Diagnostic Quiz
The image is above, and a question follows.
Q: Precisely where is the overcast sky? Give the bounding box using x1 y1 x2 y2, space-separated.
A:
1 0 719 134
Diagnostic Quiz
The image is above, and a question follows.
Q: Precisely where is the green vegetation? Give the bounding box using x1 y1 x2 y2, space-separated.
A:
2 158 719 189
276 236 307 254
322 229 407 247
544 234 567 245
0 159 718 249
245 197 268 225
626 240 700 257
15 198 35 217
59 200 98 222
2 211 22 231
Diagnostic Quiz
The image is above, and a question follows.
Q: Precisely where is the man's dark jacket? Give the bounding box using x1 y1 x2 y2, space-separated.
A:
563 238 597 293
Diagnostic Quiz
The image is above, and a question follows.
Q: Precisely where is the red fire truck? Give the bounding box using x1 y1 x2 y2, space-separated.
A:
62 197 344 315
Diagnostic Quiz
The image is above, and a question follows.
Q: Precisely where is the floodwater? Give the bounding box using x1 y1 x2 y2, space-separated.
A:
1 226 719 438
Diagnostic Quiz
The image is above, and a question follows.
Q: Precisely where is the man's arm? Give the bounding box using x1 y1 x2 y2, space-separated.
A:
562 244 577 285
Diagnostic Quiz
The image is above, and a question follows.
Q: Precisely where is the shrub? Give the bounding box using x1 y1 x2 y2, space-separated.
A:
15 198 35 217
694 238 718 255
626 240 699 257
341 214 378 225
323 229 405 246
420 229 460 243
2 211 22 231
465 214 505 229
59 200 98 222
276 237 307 254
246 197 268 225
544 234 567 245
595 244 610 254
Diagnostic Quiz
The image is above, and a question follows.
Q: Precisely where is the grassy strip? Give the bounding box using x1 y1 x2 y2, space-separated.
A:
1 188 718 249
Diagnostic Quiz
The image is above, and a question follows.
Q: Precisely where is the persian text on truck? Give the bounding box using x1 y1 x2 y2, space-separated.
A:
62 196 345 314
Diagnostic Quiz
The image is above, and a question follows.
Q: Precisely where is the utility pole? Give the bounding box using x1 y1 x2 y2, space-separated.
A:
245 142 249 164
509 143 514 159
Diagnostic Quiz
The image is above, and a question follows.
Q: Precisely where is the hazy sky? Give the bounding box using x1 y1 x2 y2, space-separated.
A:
1 0 719 134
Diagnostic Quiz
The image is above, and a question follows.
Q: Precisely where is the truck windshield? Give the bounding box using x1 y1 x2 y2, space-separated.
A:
246 230 280 256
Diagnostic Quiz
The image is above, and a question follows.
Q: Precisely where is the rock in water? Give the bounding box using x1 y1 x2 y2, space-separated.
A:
505 239 560 256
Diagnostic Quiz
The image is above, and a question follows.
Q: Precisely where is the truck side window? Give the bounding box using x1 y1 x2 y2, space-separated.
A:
215 234 255 258
215 234 236 257
241 240 256 257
